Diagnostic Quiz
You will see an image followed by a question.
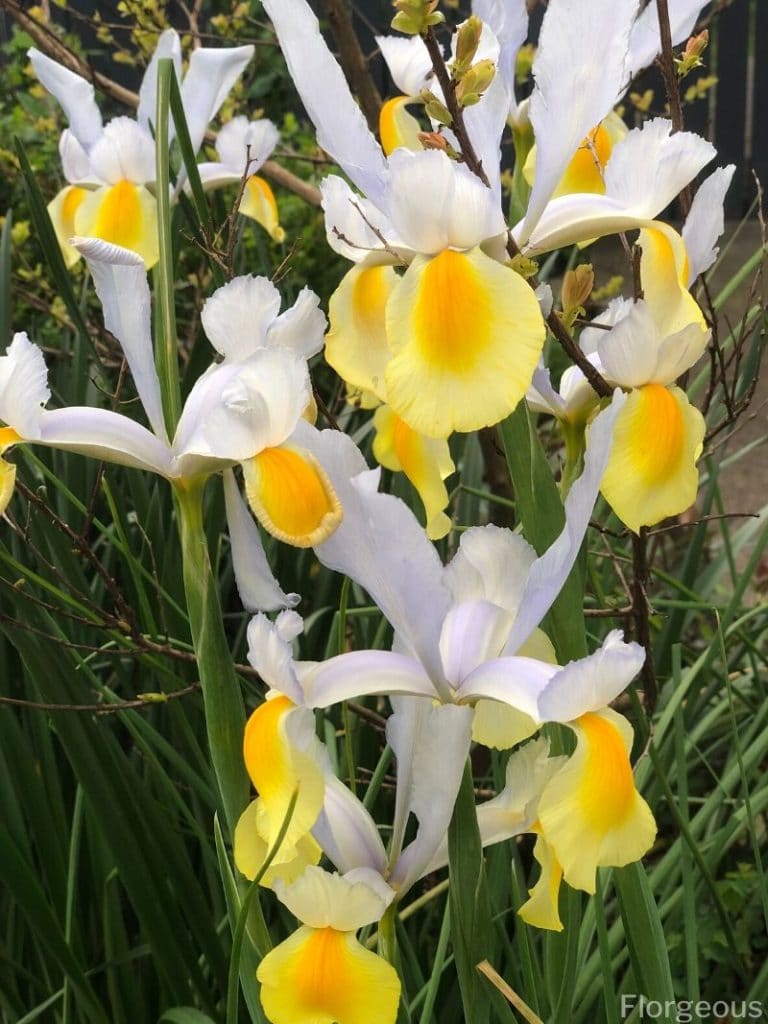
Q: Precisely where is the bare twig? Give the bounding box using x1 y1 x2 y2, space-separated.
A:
0 684 201 715
320 0 382 132
422 26 490 187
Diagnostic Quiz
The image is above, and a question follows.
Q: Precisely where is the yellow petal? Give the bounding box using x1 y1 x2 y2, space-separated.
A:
372 404 454 539
75 180 159 269
326 264 398 404
48 186 87 268
524 114 627 198
385 247 545 438
472 629 556 749
537 708 656 894
240 174 285 242
257 925 401 1024
242 697 325 855
379 96 423 155
234 799 321 888
0 457 16 516
243 444 343 547
638 223 706 336
599 383 705 533
518 832 564 932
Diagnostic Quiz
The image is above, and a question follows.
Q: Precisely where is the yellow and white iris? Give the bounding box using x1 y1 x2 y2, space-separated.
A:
1 241 341 611
196 116 285 241
29 32 254 269
258 867 400 1024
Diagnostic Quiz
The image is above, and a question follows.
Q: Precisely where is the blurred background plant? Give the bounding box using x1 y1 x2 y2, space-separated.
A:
0 1 765 1022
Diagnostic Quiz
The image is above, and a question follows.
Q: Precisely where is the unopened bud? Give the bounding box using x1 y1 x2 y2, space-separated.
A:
418 130 447 151
455 58 495 106
392 0 444 35
452 15 483 78
420 89 453 125
675 29 708 77
562 264 594 314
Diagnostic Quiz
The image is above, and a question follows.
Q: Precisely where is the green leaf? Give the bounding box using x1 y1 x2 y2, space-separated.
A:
13 137 89 340
615 863 675 1008
154 59 182 435
159 1010 217 1024
448 761 496 1024
0 208 12 349
499 402 587 661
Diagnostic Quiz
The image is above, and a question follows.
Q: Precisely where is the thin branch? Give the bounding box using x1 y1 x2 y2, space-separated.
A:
0 684 201 715
320 0 382 133
422 26 490 187
654 0 692 216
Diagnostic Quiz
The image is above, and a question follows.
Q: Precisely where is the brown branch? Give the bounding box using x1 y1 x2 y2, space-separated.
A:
320 0 382 133
1 0 321 206
422 26 490 187
0 684 201 715
654 0 692 216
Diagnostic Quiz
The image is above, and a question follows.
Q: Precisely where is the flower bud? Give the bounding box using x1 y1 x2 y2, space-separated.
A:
452 15 483 78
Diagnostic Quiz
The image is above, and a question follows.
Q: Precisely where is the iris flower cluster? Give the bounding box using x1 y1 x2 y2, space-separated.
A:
2 1 733 1021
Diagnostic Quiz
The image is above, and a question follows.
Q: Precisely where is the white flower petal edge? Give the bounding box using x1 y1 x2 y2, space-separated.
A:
27 48 103 148
260 0 389 206
74 237 167 440
223 470 300 613
682 164 736 284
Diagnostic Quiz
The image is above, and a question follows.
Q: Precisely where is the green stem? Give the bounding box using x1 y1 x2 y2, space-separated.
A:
154 59 182 435
176 480 248 836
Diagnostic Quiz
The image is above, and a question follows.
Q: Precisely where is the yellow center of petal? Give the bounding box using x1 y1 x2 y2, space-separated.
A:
353 265 392 337
413 249 492 374
0 427 21 451
92 179 144 250
294 928 350 1012
61 186 87 233
628 383 685 485
558 124 613 196
576 712 634 832
244 445 342 547
243 695 294 797
379 96 422 155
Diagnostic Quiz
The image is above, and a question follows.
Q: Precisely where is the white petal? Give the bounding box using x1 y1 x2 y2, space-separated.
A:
502 390 627 654
526 363 567 418
201 275 282 360
266 287 327 360
175 349 309 464
215 115 280 174
439 599 514 687
628 0 709 78
180 45 254 157
137 29 182 130
224 473 300 614
38 408 174 475
261 0 389 205
28 48 103 149
0 333 50 439
320 176 405 264
458 24 508 197
456 655 556 717
87 118 156 185
597 300 661 388
303 423 452 684
297 650 436 708
388 700 474 893
312 775 388 875
73 237 167 441
444 524 536 614
653 321 711 384
682 165 735 284
245 611 305 703
385 149 503 254
579 297 634 355
59 130 93 184
472 0 528 120
520 0 635 243
376 34 433 97
273 864 395 931
604 117 715 219
536 630 645 722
